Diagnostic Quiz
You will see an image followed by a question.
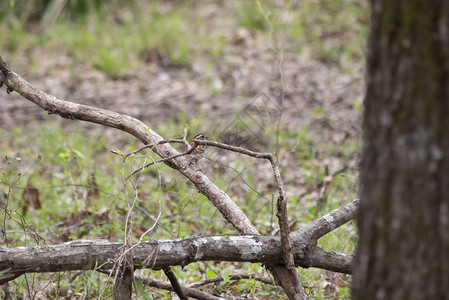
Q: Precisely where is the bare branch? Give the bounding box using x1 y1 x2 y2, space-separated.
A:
0 55 306 298
0 234 354 286
112 268 133 300
301 247 354 275
111 138 190 158
136 275 223 300
0 55 257 238
188 273 275 288
193 139 295 271
293 199 359 241
1 200 361 298
163 267 188 300
124 144 198 179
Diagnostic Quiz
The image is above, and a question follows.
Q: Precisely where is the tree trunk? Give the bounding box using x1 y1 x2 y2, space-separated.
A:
353 1 449 299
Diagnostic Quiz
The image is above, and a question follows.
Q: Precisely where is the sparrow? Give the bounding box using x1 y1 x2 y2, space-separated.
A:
190 133 208 170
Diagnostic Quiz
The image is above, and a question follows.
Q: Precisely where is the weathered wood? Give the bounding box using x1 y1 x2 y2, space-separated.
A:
0 235 352 282
0 200 357 285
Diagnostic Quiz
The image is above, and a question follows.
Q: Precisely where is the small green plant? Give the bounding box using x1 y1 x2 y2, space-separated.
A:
238 1 270 31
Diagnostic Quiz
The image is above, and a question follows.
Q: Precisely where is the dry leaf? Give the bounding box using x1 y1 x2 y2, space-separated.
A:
21 178 41 216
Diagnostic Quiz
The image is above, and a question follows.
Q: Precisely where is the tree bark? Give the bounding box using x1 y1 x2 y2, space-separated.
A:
353 1 449 299
1 199 357 286
0 236 353 284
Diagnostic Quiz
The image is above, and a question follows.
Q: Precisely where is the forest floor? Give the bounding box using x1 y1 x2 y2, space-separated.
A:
0 1 366 298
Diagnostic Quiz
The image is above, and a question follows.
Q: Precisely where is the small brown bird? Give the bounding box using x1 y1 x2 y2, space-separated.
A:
190 133 208 170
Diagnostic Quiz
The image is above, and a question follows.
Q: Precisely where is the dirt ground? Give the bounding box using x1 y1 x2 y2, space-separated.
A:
0 3 363 144
0 0 364 213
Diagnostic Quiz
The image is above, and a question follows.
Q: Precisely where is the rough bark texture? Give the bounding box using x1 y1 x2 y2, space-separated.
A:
353 1 449 299
0 199 358 287
0 235 353 283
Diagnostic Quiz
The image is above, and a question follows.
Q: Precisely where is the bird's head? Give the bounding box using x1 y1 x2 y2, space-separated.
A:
193 133 208 141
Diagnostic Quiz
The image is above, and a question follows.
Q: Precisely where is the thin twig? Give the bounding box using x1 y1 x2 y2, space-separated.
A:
110 138 193 180
124 144 198 179
192 138 294 270
110 138 191 159
188 273 275 288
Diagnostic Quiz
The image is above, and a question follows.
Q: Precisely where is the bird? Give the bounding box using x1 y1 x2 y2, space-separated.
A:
189 133 208 170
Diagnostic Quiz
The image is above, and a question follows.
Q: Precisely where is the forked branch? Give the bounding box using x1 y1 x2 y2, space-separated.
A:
192 138 294 270
0 55 357 299
0 199 358 286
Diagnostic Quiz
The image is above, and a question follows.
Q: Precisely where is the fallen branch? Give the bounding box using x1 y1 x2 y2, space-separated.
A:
0 55 359 299
0 235 352 285
0 199 358 285
136 275 223 300
135 273 275 300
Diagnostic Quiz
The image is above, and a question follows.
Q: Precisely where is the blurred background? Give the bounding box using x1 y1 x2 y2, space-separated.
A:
0 0 366 298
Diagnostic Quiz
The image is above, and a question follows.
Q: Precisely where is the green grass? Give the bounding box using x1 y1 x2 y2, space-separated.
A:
287 0 368 69
1 2 227 78
0 0 367 78
47 5 198 78
235 0 368 70
0 115 358 298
